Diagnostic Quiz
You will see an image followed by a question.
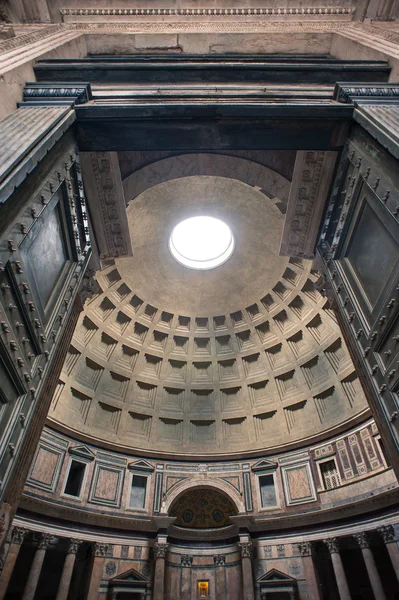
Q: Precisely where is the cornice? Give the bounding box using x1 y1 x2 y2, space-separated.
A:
60 7 354 18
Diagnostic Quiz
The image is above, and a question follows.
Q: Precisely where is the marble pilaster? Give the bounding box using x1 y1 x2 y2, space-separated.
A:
153 537 168 600
87 543 110 600
55 539 82 600
21 533 52 600
238 538 255 600
298 541 321 600
181 554 192 600
214 554 226 600
324 538 351 600
0 527 28 600
354 533 386 600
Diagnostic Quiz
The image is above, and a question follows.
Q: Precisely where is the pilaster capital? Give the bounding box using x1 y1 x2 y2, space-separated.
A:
353 532 370 549
377 525 396 543
11 526 28 545
93 542 113 557
298 541 314 557
67 538 82 555
37 533 53 550
214 554 226 567
153 542 168 559
181 555 193 567
323 537 340 554
238 542 253 559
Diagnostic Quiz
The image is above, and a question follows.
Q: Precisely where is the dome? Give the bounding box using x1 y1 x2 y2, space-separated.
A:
49 171 367 457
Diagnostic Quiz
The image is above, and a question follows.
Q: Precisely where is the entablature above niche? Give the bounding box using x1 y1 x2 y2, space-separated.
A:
251 459 278 472
68 445 95 462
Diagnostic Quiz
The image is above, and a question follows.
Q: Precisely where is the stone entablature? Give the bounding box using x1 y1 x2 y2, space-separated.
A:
20 419 397 531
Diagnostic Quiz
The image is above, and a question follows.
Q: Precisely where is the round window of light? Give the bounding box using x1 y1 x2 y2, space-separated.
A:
169 216 234 270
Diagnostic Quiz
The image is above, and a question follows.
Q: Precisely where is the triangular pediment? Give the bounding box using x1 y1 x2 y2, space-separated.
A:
127 459 154 472
110 567 149 584
258 568 296 583
68 445 95 461
251 459 277 472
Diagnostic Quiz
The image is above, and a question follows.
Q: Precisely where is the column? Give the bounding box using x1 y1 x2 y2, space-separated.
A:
378 525 399 582
153 537 168 600
55 538 82 600
181 555 192 600
323 538 351 600
22 532 52 600
238 538 255 600
0 527 28 600
298 542 321 600
354 533 386 600
87 543 111 600
214 555 225 600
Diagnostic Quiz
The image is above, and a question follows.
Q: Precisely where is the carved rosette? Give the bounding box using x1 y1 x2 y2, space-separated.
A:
153 542 168 560
238 542 253 559
67 538 82 555
353 533 370 549
378 525 396 543
214 554 226 567
37 533 53 550
323 538 340 554
298 541 313 557
11 526 28 545
181 555 193 567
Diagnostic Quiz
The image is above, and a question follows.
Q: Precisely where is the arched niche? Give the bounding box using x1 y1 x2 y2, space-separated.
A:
168 484 239 529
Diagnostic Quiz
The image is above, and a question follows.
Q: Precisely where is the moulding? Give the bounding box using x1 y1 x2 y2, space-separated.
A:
60 7 354 18
0 24 62 55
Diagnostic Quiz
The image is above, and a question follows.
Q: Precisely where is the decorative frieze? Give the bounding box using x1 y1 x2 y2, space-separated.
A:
60 7 354 18
181 555 193 567
214 554 226 567
93 542 113 557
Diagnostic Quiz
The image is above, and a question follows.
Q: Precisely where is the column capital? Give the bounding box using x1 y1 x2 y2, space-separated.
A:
354 532 370 549
153 542 168 559
181 555 193 567
238 542 253 559
298 541 314 557
37 533 53 550
214 554 226 567
323 537 340 554
67 538 82 555
378 525 396 543
93 542 113 557
11 527 28 545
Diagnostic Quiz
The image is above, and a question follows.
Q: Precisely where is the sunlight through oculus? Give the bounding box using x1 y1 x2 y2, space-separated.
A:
169 216 234 270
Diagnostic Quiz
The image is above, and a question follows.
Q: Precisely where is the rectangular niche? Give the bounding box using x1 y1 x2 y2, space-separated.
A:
195 317 209 332
114 345 139 371
284 400 308 434
95 402 121 434
242 353 265 378
341 372 362 408
248 380 271 409
129 294 143 313
134 381 157 409
149 330 168 352
260 293 277 311
143 303 157 321
140 354 162 378
236 330 256 351
265 343 291 371
70 388 91 423
220 387 243 413
127 322 148 345
300 355 329 389
162 387 184 413
159 311 173 327
302 279 318 302
287 330 310 359
255 321 277 345
282 462 317 505
105 268 121 287
216 335 233 355
166 359 187 383
289 295 311 321
159 417 184 443
306 313 329 343
313 387 343 423
324 338 351 374
190 389 214 415
275 370 297 402
192 361 212 383
222 417 246 443
283 267 300 286
273 282 290 301
91 332 118 362
172 335 189 355
273 310 295 334
190 420 216 444
230 310 246 327
64 345 81 376
218 359 238 382
95 297 116 321
213 315 227 331
76 316 98 346
246 303 262 322
89 463 124 507
194 337 211 356
114 283 131 301
111 310 132 335
253 410 278 440
177 315 191 331
102 371 130 402
75 358 103 391
126 412 152 439
52 380 65 410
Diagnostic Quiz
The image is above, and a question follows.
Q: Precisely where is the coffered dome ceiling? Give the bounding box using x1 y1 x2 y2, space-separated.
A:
49 169 368 458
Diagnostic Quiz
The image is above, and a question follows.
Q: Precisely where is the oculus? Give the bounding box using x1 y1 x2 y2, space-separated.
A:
169 216 234 270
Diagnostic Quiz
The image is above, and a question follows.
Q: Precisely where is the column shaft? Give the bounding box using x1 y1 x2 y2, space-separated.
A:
0 543 21 600
56 551 77 600
386 542 399 581
330 552 351 600
361 547 386 600
153 557 166 600
21 547 46 600
87 556 105 600
302 555 322 600
241 556 255 600
215 565 225 600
